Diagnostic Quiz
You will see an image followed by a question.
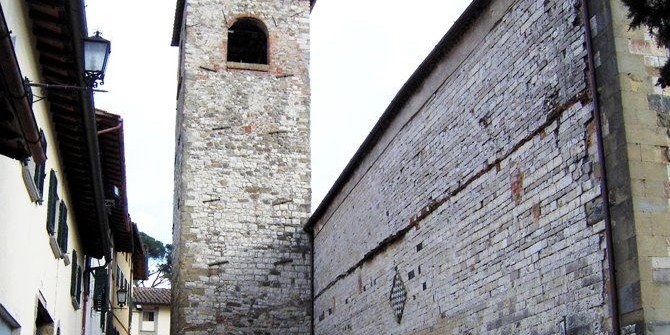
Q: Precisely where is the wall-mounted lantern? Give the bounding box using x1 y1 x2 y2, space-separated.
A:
83 31 111 88
116 287 128 308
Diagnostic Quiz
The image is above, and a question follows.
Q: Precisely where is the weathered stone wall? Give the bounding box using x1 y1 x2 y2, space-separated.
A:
311 0 614 333
171 0 312 334
590 0 670 333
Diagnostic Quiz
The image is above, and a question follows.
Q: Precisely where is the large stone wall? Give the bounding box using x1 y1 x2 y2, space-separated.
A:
310 0 615 333
171 0 312 334
590 0 670 332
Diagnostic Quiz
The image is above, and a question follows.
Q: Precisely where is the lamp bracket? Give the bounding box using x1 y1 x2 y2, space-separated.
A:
24 81 108 93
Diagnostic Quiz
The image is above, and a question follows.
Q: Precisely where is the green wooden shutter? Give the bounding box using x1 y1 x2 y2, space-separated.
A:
100 308 106 329
46 170 58 234
76 266 82 305
33 130 46 199
93 269 108 312
57 201 68 254
116 265 121 288
34 160 46 200
70 250 78 297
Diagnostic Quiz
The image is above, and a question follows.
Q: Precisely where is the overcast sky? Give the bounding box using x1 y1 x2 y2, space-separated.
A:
85 0 472 244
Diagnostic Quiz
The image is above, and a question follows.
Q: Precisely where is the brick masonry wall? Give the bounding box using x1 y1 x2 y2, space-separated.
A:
311 0 614 333
171 0 312 334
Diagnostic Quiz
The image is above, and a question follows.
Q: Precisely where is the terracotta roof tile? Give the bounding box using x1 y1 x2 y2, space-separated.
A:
133 287 171 306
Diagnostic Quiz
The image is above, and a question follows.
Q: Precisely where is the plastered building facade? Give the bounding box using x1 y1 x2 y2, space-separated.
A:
170 0 313 334
0 2 147 335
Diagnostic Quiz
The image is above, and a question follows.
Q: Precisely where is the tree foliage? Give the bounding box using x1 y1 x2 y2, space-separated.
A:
156 244 173 282
137 232 172 288
621 0 670 87
140 232 166 259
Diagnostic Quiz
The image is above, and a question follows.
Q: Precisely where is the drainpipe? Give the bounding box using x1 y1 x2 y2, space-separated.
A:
579 1 620 333
305 225 315 335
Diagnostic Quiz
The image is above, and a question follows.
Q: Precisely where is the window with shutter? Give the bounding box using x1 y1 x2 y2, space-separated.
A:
33 130 46 202
93 269 108 312
116 265 121 288
57 201 68 254
45 170 57 235
76 266 82 305
70 250 80 309
22 158 41 203
70 250 77 296
34 159 45 201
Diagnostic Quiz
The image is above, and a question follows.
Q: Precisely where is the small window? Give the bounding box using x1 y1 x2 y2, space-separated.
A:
76 267 82 304
227 18 268 65
21 157 45 204
0 303 20 334
70 250 82 309
46 170 58 235
45 170 69 259
57 201 68 254
35 300 53 335
93 269 108 313
143 311 155 322
116 265 121 288
141 311 155 331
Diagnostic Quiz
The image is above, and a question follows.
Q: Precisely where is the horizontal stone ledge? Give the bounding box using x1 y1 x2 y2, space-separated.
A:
208 260 229 267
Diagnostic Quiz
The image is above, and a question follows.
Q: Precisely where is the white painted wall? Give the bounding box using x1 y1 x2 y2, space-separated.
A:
0 1 86 335
130 305 170 335
111 252 133 335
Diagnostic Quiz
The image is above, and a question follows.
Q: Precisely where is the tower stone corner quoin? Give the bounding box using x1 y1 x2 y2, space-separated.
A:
169 0 313 334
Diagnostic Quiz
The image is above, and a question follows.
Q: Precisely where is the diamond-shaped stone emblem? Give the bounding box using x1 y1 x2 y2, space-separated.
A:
389 269 407 323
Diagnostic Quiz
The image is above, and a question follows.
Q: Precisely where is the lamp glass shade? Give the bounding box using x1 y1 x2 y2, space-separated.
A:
83 33 111 74
117 288 128 306
111 185 121 199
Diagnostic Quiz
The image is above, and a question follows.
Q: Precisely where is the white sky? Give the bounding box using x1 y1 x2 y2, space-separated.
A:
85 0 471 244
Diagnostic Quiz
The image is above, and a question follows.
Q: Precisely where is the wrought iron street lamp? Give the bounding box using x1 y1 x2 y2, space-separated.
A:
24 31 111 92
116 287 128 308
83 31 111 88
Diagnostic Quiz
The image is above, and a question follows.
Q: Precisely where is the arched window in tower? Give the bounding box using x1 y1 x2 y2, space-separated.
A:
227 18 268 65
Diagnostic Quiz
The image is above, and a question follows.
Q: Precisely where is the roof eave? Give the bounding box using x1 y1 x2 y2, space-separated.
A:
65 0 112 260
0 5 46 164
96 109 134 253
26 0 112 260
131 223 149 280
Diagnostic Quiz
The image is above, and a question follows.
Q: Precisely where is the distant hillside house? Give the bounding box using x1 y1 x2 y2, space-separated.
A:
132 287 171 335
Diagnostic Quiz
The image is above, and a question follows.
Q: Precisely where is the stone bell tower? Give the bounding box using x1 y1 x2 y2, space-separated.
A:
170 0 313 333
